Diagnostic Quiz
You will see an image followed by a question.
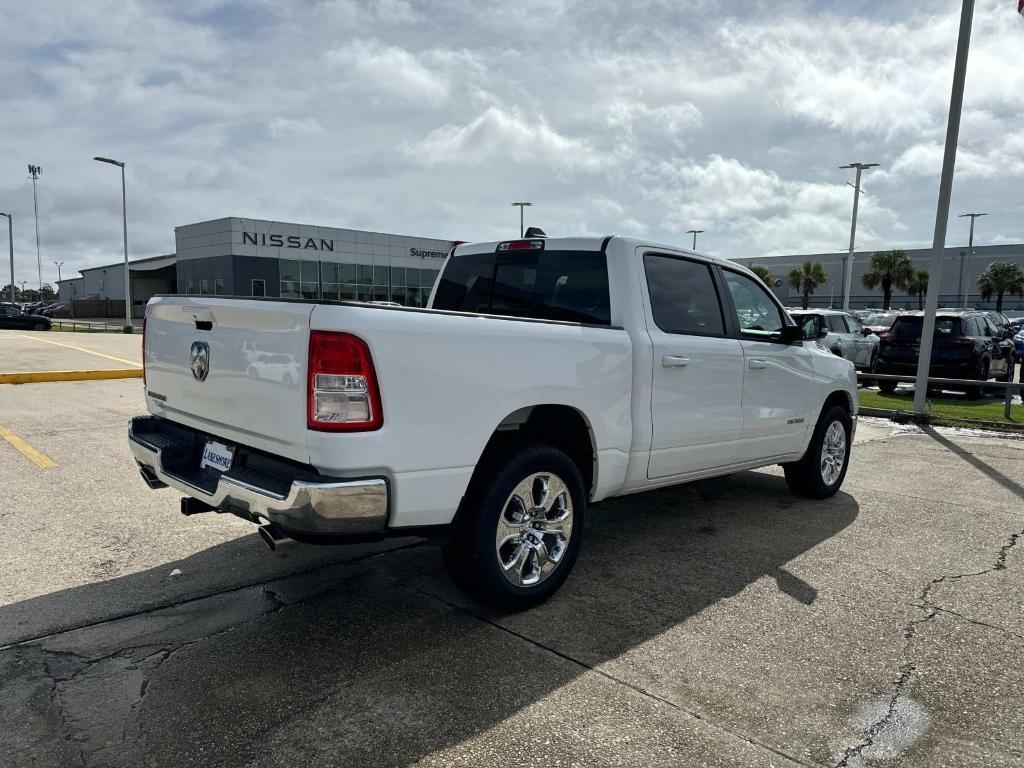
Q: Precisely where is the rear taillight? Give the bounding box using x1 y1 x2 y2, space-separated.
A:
307 331 382 432
142 317 147 386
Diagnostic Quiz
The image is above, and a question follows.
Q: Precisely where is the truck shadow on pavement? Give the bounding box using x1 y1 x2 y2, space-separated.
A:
3 470 859 767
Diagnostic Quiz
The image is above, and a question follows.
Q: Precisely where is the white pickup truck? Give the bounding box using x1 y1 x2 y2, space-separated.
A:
130 235 857 609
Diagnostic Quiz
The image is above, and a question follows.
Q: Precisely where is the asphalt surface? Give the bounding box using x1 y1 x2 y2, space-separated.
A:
0 329 143 373
1 372 1022 767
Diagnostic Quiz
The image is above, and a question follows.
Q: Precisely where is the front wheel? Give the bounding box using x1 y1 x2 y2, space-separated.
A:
442 443 586 611
33 322 47 331
783 406 852 499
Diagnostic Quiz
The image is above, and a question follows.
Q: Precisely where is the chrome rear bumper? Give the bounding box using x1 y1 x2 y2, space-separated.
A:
129 416 387 535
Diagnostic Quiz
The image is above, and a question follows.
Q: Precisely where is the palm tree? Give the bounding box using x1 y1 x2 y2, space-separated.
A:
905 269 929 310
749 264 772 286
788 261 828 310
976 261 1024 313
861 249 913 311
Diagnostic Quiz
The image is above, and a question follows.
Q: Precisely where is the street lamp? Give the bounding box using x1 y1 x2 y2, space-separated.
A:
0 212 13 304
686 229 704 250
27 164 43 293
958 212 986 308
93 156 132 332
511 202 532 238
54 260 64 285
839 161 879 309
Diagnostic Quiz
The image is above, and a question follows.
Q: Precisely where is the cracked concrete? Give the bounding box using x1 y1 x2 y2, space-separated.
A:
2 378 1023 767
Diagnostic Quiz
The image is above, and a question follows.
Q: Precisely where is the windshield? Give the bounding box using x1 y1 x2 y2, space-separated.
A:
863 313 896 327
889 316 961 339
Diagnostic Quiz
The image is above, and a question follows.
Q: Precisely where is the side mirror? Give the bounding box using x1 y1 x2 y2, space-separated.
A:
781 324 805 343
861 327 873 337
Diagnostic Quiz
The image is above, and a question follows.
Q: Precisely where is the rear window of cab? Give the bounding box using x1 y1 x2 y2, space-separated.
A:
432 250 611 325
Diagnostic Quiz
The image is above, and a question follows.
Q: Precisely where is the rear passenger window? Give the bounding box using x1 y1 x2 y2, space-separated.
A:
827 315 847 333
643 255 725 336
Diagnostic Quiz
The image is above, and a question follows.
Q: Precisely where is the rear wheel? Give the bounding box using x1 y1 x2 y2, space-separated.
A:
783 405 851 499
965 358 989 400
996 353 1016 383
442 442 585 611
877 379 898 394
32 322 47 331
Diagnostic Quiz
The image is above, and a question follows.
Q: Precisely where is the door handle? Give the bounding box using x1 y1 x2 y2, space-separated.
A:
661 355 691 368
748 358 769 370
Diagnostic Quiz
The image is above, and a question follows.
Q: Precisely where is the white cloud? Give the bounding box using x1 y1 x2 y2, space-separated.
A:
326 40 454 107
268 117 327 138
404 107 608 172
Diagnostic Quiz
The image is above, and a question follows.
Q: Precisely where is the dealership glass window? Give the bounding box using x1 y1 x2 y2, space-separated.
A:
251 279 265 297
337 264 358 283
200 280 210 295
373 266 389 287
358 265 374 285
390 265 405 287
185 281 193 294
214 278 224 294
280 259 300 283
320 263 338 285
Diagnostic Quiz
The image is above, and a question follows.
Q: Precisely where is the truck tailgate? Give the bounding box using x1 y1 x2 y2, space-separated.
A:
144 297 313 463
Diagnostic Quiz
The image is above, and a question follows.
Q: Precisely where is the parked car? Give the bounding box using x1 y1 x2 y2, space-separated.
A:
788 309 879 372
1007 316 1024 333
1013 327 1024 357
0 304 52 331
129 235 859 609
861 311 899 338
876 310 1016 398
984 311 1017 340
41 302 72 318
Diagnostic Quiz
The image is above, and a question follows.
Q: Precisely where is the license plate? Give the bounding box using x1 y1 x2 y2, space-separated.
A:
200 440 235 473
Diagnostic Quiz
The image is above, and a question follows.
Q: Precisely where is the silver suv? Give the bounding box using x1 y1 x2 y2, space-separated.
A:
789 309 880 372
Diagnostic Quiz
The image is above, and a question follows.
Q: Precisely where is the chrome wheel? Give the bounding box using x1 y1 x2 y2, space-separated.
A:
820 420 846 486
495 472 574 587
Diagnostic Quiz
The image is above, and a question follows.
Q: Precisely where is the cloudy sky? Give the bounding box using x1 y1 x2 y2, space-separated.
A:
1 0 1022 287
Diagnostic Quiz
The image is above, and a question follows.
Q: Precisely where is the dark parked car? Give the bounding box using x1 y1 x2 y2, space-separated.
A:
876 311 1016 398
41 302 72 318
861 311 899 338
0 304 52 331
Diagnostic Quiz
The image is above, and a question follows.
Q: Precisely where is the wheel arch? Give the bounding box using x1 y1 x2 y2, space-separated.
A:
474 404 598 498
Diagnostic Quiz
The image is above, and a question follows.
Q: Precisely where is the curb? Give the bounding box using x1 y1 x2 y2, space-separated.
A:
0 369 143 384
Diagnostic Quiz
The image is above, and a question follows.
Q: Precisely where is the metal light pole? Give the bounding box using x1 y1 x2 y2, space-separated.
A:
839 162 879 310
28 164 42 292
958 212 986 308
54 260 64 285
511 202 532 237
94 157 132 332
686 229 704 250
0 212 13 304
913 0 975 416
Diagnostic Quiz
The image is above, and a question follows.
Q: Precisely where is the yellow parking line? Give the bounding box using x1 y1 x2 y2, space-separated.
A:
0 425 57 469
16 333 142 368
0 369 143 384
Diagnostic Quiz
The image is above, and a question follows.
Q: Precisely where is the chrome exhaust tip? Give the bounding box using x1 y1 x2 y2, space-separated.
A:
257 523 296 552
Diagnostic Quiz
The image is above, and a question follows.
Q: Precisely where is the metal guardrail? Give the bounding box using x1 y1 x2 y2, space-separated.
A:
858 372 1023 420
49 320 140 333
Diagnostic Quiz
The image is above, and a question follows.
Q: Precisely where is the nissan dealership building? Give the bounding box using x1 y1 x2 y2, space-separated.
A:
175 217 457 307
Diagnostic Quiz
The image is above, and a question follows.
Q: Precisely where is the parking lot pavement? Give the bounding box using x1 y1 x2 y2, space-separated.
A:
0 329 143 372
1 385 1021 767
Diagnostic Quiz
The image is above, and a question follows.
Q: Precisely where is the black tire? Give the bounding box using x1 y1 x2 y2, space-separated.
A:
996 354 1016 384
878 379 898 394
33 322 47 331
442 442 586 611
965 358 989 400
783 405 852 499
